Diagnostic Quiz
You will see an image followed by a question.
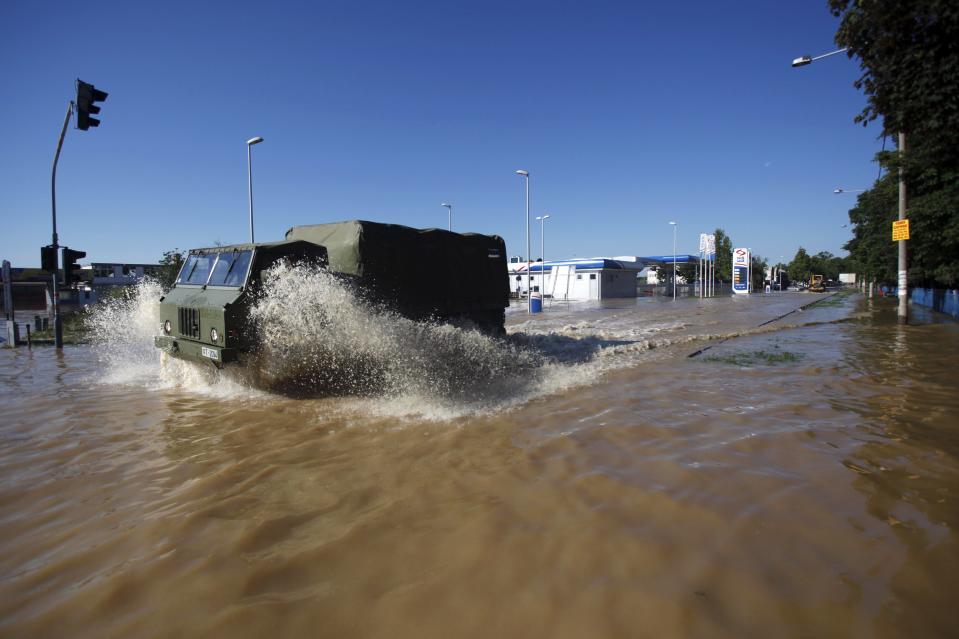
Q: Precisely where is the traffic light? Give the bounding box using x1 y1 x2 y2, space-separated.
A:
41 245 57 272
62 247 86 284
75 79 108 131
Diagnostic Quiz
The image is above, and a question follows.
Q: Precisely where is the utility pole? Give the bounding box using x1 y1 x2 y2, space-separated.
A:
897 132 908 324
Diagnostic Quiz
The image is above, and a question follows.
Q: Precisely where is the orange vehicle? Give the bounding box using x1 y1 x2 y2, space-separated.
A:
809 274 825 293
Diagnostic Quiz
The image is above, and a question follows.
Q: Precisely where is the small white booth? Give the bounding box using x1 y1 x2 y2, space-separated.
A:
508 258 643 301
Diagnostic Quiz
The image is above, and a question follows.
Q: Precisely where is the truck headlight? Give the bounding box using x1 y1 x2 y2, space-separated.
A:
163 320 172 334
210 328 219 343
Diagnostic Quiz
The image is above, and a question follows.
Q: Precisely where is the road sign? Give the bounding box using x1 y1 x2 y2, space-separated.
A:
892 219 910 241
732 247 750 294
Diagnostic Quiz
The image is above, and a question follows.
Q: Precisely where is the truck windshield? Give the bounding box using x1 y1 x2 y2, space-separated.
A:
177 253 216 285
208 250 252 286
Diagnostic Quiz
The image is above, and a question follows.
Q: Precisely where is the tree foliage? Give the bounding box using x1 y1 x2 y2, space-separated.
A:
750 254 768 290
787 248 850 284
845 167 959 287
158 249 184 291
788 248 812 283
830 0 959 161
712 228 733 283
677 261 698 284
830 0 959 288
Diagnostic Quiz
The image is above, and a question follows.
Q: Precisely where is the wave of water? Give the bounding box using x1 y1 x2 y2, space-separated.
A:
84 279 260 398
245 262 546 413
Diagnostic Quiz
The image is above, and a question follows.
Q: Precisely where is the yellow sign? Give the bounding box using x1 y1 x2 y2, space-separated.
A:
892 219 910 241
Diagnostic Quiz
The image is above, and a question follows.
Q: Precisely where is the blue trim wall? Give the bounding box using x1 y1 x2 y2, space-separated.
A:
910 288 959 319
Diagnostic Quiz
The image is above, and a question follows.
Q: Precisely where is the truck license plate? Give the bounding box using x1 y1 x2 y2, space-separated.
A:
201 347 219 360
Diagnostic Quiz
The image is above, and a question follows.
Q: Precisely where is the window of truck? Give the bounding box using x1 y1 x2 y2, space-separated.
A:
208 250 252 286
177 253 215 285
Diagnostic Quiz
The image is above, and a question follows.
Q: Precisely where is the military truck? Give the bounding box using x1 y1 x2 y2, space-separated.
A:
154 220 509 368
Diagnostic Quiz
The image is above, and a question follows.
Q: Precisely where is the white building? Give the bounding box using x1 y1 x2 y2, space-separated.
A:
508 258 643 301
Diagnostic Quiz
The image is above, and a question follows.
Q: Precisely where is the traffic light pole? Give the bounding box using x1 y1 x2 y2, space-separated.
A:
50 101 73 349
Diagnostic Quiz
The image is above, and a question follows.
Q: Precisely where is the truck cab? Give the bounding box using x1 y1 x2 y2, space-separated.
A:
154 240 327 367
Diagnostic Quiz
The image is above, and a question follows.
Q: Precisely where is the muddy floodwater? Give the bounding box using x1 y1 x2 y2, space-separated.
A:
2 287 958 638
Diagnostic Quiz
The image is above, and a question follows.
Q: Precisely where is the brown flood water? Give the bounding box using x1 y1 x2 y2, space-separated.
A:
1 290 958 638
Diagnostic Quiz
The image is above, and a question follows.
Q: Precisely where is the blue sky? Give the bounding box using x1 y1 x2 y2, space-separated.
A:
2 0 883 267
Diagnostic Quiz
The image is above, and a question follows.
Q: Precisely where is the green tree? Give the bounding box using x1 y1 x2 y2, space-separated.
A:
829 0 959 288
712 228 733 283
829 0 959 172
809 251 842 281
788 248 813 283
750 254 768 291
677 261 698 285
158 249 184 291
907 180 959 286
844 173 897 284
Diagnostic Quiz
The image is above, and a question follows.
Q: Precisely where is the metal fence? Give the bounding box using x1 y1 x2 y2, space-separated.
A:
638 282 732 297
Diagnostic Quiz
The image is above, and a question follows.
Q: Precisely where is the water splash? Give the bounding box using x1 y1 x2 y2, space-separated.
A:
246 262 545 411
84 279 258 398
86 279 165 384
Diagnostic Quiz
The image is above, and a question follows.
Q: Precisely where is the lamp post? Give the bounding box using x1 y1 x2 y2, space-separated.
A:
246 136 264 243
794 47 908 323
669 221 677 300
791 48 848 68
441 202 452 232
515 170 531 313
535 214 550 297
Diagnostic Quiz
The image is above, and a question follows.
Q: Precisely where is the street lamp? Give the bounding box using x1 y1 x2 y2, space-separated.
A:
791 48 847 67
246 136 264 243
794 46 908 323
834 187 866 194
535 214 550 297
441 202 452 231
669 221 677 300
515 170 531 313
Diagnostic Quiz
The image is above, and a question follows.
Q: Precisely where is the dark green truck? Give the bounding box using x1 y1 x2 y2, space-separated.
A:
154 220 509 368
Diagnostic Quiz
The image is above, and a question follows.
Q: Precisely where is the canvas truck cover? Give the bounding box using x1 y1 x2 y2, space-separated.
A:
285 220 508 319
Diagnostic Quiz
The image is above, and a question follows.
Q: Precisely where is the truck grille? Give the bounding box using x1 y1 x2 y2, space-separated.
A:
178 307 200 339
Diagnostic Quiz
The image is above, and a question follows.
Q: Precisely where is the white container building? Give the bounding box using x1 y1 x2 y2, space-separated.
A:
508 258 644 301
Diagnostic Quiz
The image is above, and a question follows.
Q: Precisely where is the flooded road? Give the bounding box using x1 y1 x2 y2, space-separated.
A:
1 290 957 638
